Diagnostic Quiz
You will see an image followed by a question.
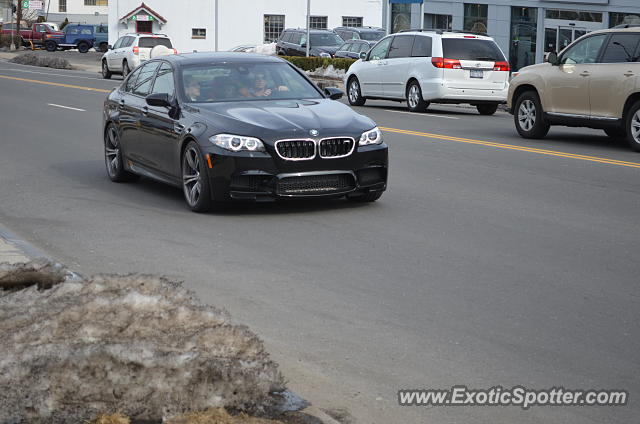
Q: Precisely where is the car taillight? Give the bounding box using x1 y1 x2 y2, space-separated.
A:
431 57 462 69
493 61 510 72
133 46 139 55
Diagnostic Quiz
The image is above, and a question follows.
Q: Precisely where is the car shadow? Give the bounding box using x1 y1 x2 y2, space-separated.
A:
51 160 376 216
540 130 632 153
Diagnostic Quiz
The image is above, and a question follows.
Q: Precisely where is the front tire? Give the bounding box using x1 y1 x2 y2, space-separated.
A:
104 124 139 183
477 103 499 116
347 77 366 106
514 91 550 139
625 101 640 152
45 40 57 52
101 60 112 79
99 42 108 53
406 81 429 112
182 142 214 212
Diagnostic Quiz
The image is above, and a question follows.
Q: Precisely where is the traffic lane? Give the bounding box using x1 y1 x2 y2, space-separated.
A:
354 100 637 160
0 60 124 84
1 75 639 423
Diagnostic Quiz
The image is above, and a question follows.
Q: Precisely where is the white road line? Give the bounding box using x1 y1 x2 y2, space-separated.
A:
48 103 86 112
384 109 460 119
0 65 117 82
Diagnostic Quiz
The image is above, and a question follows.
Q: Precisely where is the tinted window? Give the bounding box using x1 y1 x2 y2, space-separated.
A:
338 43 350 51
600 33 640 63
360 43 371 53
138 37 173 48
349 43 363 53
369 37 392 60
151 63 175 98
292 33 302 44
124 68 141 92
360 31 385 41
388 36 415 58
442 38 506 61
412 36 432 57
561 34 607 64
181 62 321 103
132 62 160 96
310 33 344 46
347 31 358 40
95 25 108 34
281 32 293 43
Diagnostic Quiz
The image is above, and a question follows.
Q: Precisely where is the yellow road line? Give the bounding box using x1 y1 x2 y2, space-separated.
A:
0 74 111 93
380 127 640 169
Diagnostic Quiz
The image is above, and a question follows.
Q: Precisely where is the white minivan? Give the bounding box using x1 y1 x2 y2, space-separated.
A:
345 30 510 115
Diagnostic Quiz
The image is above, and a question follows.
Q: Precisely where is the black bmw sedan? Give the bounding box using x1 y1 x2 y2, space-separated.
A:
102 53 388 211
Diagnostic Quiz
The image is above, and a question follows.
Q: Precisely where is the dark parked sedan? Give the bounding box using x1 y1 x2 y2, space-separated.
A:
102 53 388 212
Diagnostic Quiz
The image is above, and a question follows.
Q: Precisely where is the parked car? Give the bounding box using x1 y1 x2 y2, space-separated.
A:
101 33 176 79
44 24 96 53
276 28 344 57
335 40 372 59
346 30 510 115
102 53 388 211
93 24 109 53
41 22 60 31
508 27 640 151
0 23 63 47
334 26 385 43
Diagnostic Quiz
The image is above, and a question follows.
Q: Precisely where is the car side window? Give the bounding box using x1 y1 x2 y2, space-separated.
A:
349 43 362 53
292 33 301 45
113 37 124 49
150 63 175 99
81 28 92 35
300 34 307 46
560 34 607 65
600 33 640 63
368 37 392 60
388 35 415 59
124 67 142 92
67 27 79 35
411 36 432 57
132 62 160 97
36 24 47 32
349 31 359 40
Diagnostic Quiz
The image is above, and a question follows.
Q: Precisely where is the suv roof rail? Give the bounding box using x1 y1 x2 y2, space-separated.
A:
613 23 640 28
399 28 489 37
399 29 443 34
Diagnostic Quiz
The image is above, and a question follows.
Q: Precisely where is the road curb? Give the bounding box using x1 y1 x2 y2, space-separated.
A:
0 224 51 262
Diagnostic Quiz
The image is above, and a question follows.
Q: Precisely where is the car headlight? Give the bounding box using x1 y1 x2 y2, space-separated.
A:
210 134 265 152
319 52 332 58
359 127 382 146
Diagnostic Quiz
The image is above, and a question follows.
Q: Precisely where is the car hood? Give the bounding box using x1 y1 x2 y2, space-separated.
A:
192 99 376 141
311 46 340 55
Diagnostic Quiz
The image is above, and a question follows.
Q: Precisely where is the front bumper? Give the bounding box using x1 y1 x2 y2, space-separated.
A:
203 143 388 202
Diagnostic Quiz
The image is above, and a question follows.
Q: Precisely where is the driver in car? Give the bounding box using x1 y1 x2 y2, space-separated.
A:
241 72 290 98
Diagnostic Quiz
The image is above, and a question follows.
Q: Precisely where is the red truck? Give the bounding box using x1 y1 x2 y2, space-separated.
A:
0 23 64 47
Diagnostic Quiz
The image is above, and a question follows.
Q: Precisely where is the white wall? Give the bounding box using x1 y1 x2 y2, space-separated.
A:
109 0 383 53
45 0 108 16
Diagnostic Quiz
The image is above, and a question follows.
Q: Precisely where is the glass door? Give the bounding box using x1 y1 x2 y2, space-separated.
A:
544 25 590 54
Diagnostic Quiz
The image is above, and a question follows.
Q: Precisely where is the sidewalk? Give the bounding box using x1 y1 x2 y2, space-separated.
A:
0 236 30 264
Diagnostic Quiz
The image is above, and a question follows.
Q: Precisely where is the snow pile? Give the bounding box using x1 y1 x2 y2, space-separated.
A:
10 52 73 69
0 264 285 423
249 43 277 56
309 64 346 80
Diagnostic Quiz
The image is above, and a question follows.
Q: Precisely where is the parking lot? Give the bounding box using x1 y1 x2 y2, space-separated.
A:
0 59 638 424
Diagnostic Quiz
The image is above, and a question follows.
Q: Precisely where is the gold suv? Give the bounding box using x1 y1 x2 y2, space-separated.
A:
507 27 640 151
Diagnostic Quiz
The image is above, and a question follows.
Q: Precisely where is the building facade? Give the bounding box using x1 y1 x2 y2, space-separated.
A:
108 0 385 53
43 0 108 25
388 0 640 71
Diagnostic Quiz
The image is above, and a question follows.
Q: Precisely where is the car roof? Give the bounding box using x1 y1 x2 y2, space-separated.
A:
336 26 384 32
284 28 336 33
396 30 495 41
160 52 286 67
585 26 640 36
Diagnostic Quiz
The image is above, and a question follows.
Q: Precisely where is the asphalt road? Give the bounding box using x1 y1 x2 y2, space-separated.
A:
0 61 638 424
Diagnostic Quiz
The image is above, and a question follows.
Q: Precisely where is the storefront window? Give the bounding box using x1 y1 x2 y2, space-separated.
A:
510 7 537 71
464 4 488 35
425 13 452 31
610 12 640 28
545 9 602 23
391 4 412 34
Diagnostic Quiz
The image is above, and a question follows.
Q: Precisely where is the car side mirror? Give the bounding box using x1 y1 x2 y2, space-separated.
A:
359 51 367 60
300 42 307 48
324 87 343 100
546 51 559 66
107 44 112 50
146 93 172 108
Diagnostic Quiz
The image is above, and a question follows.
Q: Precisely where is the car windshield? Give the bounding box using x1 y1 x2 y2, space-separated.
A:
442 38 506 61
310 34 343 46
360 31 385 41
138 37 173 48
181 62 322 103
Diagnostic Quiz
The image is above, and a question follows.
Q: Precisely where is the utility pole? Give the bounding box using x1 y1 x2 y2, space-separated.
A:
305 0 310 57
9 1 16 50
214 0 218 52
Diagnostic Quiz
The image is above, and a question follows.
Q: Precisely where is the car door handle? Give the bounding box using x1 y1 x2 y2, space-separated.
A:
624 71 634 77
580 71 590 77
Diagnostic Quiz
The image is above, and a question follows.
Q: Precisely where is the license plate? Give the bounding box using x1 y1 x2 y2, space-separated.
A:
470 69 483 79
